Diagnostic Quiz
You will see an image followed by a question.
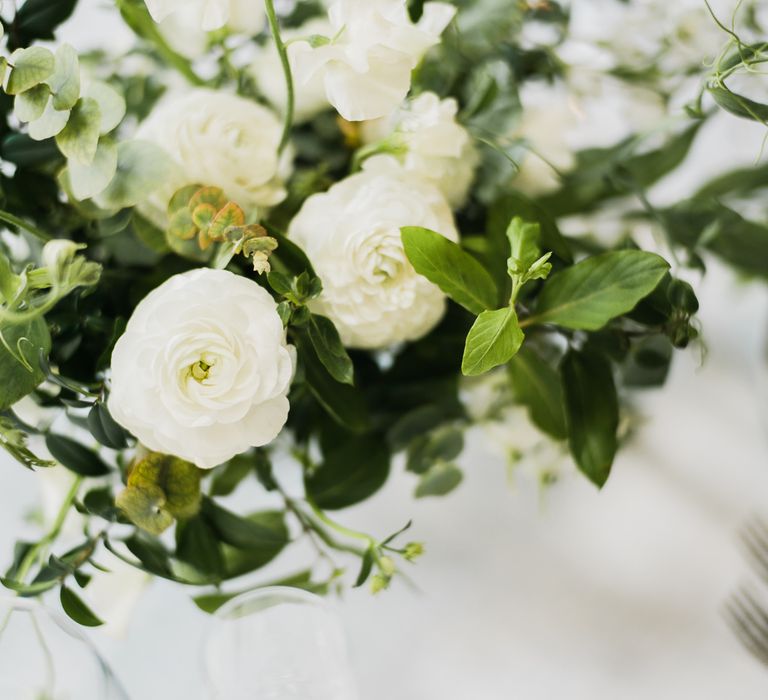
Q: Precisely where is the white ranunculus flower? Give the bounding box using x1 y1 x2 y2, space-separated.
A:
108 269 295 469
145 0 263 33
134 89 290 228
251 18 333 123
288 156 458 349
362 92 479 208
291 0 456 121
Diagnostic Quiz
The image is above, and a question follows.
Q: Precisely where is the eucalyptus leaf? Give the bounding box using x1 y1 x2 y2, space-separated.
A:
6 47 55 95
14 84 50 123
531 251 669 330
401 226 498 314
47 43 80 111
561 350 618 488
28 99 70 141
462 307 524 376
84 81 126 134
67 138 118 201
56 97 101 165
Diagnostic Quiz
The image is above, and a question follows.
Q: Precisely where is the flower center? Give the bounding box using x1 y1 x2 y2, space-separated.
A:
188 355 216 383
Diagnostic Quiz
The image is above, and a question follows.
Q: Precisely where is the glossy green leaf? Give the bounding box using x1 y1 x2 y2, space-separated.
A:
12 0 78 45
202 498 288 551
305 434 390 510
401 226 498 314
461 307 524 376
561 350 618 488
87 401 129 450
531 251 669 330
307 314 354 386
45 434 112 477
508 347 567 440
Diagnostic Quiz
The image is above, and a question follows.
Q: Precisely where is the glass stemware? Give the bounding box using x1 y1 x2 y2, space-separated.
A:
204 587 359 700
0 597 128 700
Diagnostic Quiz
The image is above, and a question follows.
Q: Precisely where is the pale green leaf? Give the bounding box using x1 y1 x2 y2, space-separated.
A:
95 140 177 210
531 251 669 330
46 43 80 111
28 99 70 140
6 47 55 95
55 97 101 165
401 226 499 314
14 84 50 123
67 138 118 200
415 462 463 498
462 306 525 376
84 80 126 134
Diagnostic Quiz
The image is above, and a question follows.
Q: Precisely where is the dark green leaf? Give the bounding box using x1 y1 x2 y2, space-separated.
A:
305 434 390 510
209 455 254 497
307 314 354 385
201 498 288 551
709 85 768 123
45 434 112 477
176 516 225 580
87 402 129 449
401 226 498 314
0 317 51 411
354 548 375 588
531 251 669 330
508 347 567 440
561 350 618 488
406 427 464 474
11 0 78 46
60 585 104 627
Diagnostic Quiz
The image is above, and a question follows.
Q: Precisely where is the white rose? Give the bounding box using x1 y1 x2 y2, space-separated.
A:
134 89 291 228
291 0 456 121
251 18 333 123
145 0 263 32
288 156 458 349
108 269 295 469
362 92 479 208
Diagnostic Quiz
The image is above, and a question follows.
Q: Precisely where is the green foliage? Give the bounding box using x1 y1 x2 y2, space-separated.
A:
60 585 103 627
9 0 79 48
0 416 54 470
6 47 55 95
530 251 670 330
45 434 112 477
55 97 101 164
462 307 524 376
561 350 619 488
307 314 354 386
414 462 464 498
401 226 498 314
0 317 50 410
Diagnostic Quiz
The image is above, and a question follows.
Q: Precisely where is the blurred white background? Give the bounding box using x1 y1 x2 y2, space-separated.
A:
0 0 767 698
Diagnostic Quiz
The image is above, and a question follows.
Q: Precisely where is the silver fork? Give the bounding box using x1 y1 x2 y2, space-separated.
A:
724 518 768 667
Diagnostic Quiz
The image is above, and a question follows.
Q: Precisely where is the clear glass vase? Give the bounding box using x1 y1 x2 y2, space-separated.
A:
0 597 128 699
204 587 359 700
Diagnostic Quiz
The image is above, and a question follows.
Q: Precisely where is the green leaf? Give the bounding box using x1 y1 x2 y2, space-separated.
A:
305 434 390 510
60 585 104 627
209 455 255 497
6 47 55 95
66 137 118 201
96 140 177 210
508 347 567 440
461 307 524 376
28 99 70 140
415 462 463 498
561 350 618 488
531 251 669 330
14 84 50 123
55 97 101 165
83 81 126 134
1 133 62 166
406 427 463 474
87 401 129 450
297 333 369 433
11 0 78 46
0 317 51 411
401 226 498 314
202 498 289 551
176 516 225 580
307 314 354 386
45 434 112 477
709 85 768 123
46 43 80 111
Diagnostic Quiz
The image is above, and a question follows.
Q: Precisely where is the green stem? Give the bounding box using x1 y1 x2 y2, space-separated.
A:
264 0 294 153
0 210 52 242
15 476 83 585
